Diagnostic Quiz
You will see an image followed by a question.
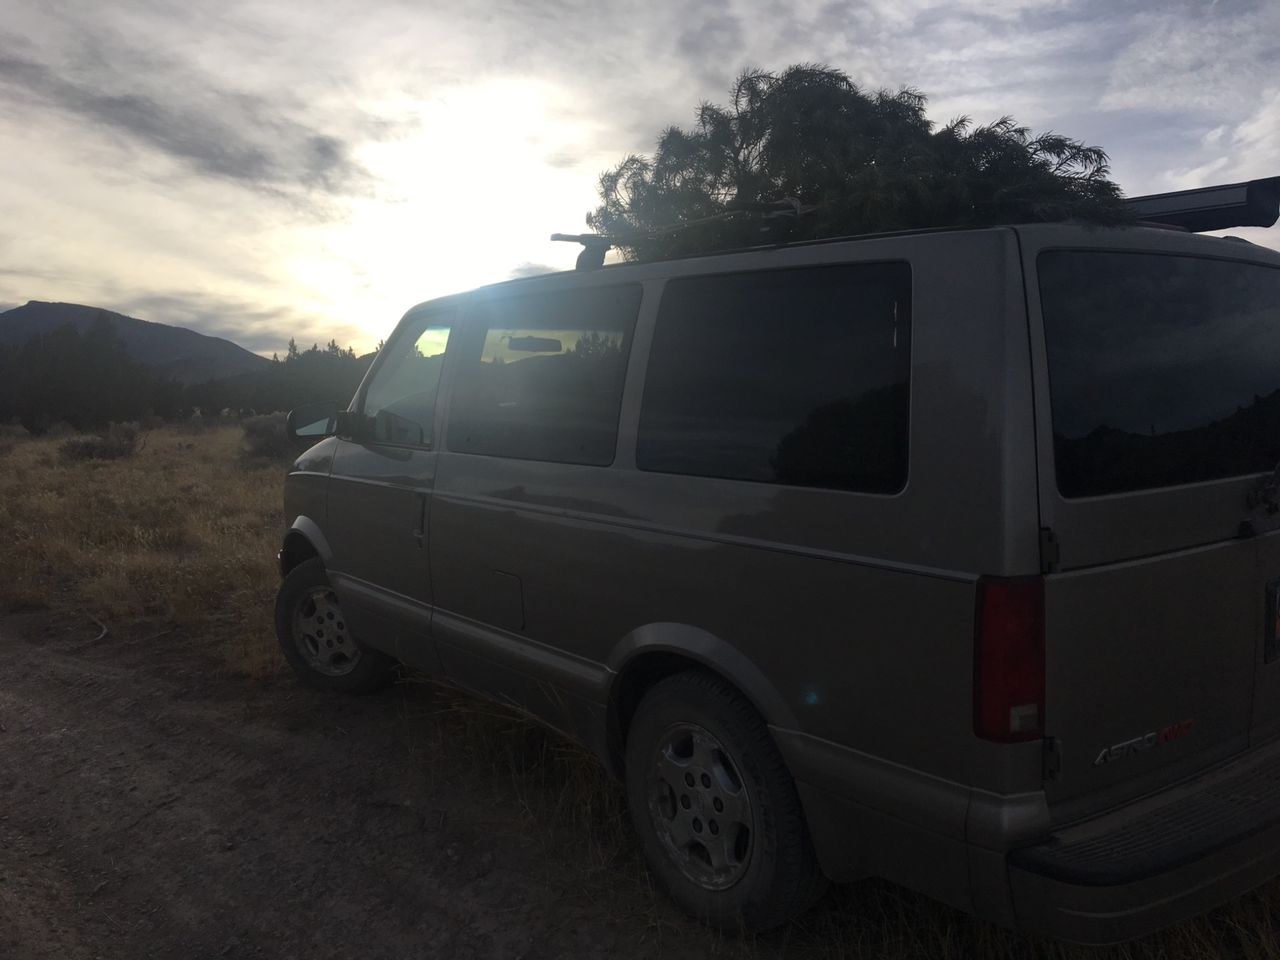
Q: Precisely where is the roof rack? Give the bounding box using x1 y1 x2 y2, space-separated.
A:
549 233 612 270
1126 176 1280 232
549 178 1278 270
552 198 813 270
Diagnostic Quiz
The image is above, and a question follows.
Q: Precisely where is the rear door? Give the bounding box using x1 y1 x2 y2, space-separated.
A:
1021 229 1280 816
428 281 643 725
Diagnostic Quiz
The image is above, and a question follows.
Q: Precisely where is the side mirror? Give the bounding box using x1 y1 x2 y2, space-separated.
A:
286 401 339 441
334 410 369 442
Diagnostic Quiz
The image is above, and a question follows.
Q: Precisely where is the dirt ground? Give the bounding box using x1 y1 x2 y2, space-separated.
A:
0 612 750 960
9 610 1280 960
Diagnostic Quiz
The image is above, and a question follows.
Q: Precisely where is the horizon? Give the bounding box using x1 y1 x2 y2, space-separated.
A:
0 298 376 357
1 0 1276 357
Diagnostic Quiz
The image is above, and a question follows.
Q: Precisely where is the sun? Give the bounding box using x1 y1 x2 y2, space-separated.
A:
280 79 612 351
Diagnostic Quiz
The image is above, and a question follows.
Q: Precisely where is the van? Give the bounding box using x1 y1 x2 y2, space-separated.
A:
275 183 1280 943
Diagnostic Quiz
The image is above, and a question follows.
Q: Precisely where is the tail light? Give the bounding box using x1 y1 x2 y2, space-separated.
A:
974 576 1045 742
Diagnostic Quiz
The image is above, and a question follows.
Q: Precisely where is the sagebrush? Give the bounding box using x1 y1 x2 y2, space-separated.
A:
57 422 142 462
241 413 294 460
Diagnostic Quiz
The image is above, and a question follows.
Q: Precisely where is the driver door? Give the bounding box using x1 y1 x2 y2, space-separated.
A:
326 307 455 674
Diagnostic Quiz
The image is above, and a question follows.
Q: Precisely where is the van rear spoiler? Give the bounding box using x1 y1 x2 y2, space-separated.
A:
1127 177 1280 232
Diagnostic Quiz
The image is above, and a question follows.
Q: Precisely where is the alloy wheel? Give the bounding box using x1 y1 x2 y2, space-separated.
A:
291 586 361 677
646 722 754 891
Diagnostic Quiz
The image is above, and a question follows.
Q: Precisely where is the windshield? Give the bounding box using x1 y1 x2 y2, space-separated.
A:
1039 250 1280 498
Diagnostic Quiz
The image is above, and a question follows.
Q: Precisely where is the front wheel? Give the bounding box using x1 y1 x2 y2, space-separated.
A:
274 558 395 694
624 670 827 931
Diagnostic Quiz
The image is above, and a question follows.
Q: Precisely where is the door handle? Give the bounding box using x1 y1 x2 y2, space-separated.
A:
413 492 427 548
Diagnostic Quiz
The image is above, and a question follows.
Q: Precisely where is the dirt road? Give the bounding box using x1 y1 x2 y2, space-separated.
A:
0 614 762 960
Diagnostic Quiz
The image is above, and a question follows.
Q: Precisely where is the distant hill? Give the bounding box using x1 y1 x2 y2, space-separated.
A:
0 301 271 384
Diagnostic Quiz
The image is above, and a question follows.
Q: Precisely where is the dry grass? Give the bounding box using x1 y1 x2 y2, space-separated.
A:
0 423 284 676
4 423 1280 957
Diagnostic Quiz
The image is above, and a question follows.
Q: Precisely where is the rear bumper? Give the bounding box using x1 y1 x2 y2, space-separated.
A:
1010 818 1280 943
777 728 1280 943
1007 734 1280 943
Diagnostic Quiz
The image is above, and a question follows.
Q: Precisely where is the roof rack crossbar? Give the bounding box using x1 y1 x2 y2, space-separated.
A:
551 197 814 270
1126 176 1280 233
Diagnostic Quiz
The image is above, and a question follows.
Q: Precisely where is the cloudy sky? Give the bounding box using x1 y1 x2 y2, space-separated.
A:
0 0 1276 355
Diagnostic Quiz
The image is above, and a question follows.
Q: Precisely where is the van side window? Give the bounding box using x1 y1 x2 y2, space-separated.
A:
361 317 453 446
636 263 911 493
445 284 641 466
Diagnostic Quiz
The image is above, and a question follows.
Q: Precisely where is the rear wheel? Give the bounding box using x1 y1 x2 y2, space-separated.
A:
624 670 826 931
274 558 395 694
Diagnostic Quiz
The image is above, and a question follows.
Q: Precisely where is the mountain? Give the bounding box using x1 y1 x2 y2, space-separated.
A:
0 301 271 384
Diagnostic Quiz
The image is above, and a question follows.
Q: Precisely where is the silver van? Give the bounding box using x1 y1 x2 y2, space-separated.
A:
275 181 1280 943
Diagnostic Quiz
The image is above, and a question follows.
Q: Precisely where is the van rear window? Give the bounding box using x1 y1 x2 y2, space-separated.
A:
636 262 911 493
1039 251 1280 498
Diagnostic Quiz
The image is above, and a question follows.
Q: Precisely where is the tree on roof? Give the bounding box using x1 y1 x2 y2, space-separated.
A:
587 64 1130 261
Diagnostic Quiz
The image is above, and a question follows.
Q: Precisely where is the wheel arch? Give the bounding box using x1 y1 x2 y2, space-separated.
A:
602 623 799 778
278 516 332 578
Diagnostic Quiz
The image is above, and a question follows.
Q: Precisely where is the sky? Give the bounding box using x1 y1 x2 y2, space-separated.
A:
0 0 1276 356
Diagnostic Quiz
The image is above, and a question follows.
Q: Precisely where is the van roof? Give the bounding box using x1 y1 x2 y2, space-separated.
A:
404 220 1277 317
543 218 1276 276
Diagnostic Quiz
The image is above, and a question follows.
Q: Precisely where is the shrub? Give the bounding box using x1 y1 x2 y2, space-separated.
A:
172 415 213 436
241 413 294 460
58 423 141 463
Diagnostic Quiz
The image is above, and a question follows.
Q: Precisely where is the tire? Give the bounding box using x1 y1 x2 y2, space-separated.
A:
624 670 827 931
274 558 396 694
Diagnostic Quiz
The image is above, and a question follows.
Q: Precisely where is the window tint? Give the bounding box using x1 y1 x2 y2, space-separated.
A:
1039 251 1280 498
636 263 911 493
446 284 641 465
361 316 452 446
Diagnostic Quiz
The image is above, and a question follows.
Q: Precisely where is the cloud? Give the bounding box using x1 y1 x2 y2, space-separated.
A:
1228 88 1280 182
507 262 558 279
544 150 583 170
1159 87 1280 191
675 8 746 84
1100 3 1280 116
0 26 381 201
0 264 63 282
110 292 368 357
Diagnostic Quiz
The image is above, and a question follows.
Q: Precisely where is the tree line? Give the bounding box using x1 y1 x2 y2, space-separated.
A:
0 316 372 435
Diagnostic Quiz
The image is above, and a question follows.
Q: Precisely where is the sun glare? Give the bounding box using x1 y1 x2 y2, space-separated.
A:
283 80 607 351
